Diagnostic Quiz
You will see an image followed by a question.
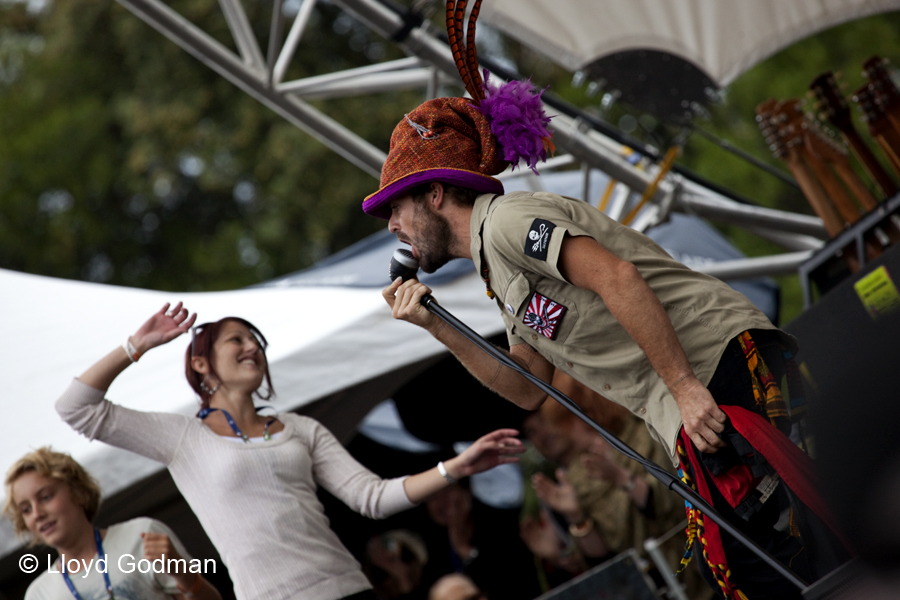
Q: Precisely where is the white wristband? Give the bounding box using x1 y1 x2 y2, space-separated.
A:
122 337 141 363
437 461 456 484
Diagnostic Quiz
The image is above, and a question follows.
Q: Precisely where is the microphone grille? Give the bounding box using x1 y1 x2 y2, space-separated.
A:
392 248 418 268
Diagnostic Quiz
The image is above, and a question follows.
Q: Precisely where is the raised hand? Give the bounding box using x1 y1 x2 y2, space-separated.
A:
532 468 581 522
580 438 626 483
131 302 197 355
520 509 564 561
449 428 525 478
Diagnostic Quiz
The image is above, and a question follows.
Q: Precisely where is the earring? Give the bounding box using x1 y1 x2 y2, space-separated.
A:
200 378 219 396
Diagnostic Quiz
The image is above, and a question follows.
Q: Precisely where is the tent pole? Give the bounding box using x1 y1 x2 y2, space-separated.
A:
419 294 809 592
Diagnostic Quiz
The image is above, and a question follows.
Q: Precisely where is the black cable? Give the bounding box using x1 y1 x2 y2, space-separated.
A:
688 124 800 190
420 294 808 592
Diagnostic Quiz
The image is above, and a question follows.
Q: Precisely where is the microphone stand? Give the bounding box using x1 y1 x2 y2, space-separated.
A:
420 293 808 592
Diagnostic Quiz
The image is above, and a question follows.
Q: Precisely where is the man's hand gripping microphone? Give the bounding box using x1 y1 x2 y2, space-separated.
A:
389 249 438 310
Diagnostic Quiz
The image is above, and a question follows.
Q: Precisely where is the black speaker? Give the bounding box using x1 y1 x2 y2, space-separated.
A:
788 244 900 575
534 550 657 600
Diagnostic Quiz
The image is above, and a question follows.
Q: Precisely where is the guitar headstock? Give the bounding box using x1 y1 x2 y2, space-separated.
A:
863 56 900 111
811 71 851 130
853 83 885 125
756 99 788 159
772 99 807 149
804 118 849 162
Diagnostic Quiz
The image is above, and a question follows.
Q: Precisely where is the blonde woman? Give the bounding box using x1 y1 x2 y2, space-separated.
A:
5 447 221 600
56 303 523 600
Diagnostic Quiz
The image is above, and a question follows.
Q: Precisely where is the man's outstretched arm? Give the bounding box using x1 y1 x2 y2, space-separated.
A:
383 277 553 410
558 234 727 453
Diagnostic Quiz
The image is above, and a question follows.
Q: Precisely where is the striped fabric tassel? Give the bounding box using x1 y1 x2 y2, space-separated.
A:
677 438 748 600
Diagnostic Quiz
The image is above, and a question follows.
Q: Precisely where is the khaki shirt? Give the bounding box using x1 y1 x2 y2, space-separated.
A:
469 191 792 461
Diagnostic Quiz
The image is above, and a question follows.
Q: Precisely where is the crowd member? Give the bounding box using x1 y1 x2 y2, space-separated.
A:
55 304 524 600
523 372 685 567
418 481 539 600
427 574 484 600
4 447 221 600
522 372 710 598
363 8 849 594
362 530 428 599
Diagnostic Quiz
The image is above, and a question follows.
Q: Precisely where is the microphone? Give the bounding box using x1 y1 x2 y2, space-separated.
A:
389 248 420 282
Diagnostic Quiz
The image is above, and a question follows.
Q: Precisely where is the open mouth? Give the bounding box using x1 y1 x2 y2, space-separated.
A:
39 521 56 536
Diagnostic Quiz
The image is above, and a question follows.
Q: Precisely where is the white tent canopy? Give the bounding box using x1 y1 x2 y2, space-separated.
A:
480 0 900 87
0 258 501 555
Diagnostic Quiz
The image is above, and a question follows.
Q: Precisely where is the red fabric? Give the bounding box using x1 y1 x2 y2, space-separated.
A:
680 405 850 567
710 462 757 510
719 405 846 544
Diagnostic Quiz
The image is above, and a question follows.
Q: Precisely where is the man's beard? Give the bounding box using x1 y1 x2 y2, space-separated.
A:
413 202 456 274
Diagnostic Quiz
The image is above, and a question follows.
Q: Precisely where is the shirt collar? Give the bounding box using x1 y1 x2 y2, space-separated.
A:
469 193 497 269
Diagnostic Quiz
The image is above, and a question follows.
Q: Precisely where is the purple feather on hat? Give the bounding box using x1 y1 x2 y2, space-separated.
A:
474 70 553 174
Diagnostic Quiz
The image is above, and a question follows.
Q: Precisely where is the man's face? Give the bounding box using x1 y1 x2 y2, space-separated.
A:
522 414 575 465
388 194 455 274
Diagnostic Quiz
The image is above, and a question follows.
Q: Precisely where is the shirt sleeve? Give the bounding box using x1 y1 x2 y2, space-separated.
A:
55 378 188 466
303 417 415 519
488 194 618 282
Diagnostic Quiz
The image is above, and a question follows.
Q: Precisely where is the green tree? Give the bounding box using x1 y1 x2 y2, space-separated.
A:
0 0 415 291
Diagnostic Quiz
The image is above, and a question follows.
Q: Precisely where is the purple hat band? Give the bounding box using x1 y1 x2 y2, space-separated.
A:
363 168 504 219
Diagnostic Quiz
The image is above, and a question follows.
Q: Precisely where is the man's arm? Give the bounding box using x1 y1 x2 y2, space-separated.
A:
557 235 727 453
384 277 553 410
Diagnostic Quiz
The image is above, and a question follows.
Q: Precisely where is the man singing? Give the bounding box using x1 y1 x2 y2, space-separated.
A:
362 88 848 598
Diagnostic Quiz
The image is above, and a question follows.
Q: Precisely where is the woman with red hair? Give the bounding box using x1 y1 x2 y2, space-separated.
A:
56 302 523 600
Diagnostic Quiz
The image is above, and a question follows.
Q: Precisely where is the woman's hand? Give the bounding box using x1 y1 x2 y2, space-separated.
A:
519 509 563 561
446 429 525 479
142 531 195 590
132 302 197 354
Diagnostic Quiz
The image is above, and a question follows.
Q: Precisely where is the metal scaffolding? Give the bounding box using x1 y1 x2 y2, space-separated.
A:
116 0 827 280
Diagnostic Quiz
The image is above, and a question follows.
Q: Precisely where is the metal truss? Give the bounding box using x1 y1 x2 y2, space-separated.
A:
116 0 827 280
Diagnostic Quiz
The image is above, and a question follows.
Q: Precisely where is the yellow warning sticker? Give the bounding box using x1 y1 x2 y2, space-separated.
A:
854 266 900 319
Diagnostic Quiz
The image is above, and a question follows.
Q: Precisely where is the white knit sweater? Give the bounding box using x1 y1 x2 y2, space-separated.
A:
57 379 414 600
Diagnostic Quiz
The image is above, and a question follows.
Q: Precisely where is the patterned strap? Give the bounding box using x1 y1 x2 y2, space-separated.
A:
737 331 791 434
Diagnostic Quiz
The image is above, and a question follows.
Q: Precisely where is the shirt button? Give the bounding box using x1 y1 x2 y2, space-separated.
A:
604 384 611 390
566 361 573 367
531 334 538 341
640 408 647 414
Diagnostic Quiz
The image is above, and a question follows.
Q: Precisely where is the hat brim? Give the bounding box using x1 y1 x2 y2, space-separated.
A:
363 168 504 219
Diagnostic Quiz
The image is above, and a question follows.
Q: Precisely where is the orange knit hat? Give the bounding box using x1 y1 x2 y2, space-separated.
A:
362 97 507 219
363 0 553 219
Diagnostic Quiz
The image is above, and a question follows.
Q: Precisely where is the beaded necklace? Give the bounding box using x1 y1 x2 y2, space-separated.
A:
60 528 114 600
199 407 278 442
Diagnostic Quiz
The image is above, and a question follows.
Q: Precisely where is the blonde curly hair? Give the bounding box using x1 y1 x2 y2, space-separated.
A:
3 447 101 543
